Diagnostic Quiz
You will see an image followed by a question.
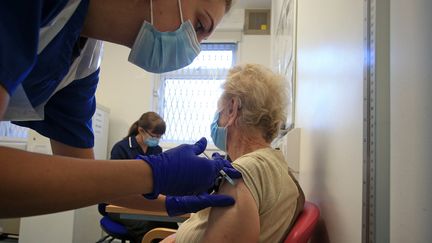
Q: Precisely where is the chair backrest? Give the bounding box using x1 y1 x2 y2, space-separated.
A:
284 201 320 243
97 203 108 216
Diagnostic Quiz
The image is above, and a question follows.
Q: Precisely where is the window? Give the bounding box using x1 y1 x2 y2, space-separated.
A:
0 121 28 138
154 43 237 144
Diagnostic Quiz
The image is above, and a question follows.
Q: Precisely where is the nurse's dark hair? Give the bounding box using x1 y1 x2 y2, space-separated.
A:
126 112 166 138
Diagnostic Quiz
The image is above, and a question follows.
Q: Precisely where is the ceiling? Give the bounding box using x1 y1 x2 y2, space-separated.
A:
233 0 271 9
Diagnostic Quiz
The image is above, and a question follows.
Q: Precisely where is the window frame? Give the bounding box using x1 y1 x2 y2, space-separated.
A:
152 43 238 148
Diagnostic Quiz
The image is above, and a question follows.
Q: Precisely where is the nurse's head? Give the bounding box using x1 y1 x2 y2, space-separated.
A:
127 112 166 147
128 0 234 73
151 0 233 42
83 0 234 73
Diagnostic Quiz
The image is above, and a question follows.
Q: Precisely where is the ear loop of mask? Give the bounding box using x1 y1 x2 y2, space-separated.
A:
218 108 229 154
150 0 184 25
222 97 241 156
139 128 147 146
227 97 242 156
178 0 185 23
150 0 153 24
223 124 228 156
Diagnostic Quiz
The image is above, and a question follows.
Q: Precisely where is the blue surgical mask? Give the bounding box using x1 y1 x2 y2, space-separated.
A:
128 0 201 73
210 112 227 151
145 137 160 147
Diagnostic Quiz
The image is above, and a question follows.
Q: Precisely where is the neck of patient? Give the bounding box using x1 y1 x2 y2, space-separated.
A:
227 128 270 161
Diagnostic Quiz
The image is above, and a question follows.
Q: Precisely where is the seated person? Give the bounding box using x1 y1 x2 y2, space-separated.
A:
162 64 305 243
109 112 178 242
111 111 165 159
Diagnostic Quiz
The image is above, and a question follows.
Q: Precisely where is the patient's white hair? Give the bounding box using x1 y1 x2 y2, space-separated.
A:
221 64 287 142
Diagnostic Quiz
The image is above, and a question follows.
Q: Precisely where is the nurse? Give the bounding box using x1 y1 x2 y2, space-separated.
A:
0 0 240 218
108 112 177 241
110 112 166 160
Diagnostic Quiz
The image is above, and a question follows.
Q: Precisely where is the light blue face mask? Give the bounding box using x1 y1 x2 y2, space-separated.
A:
145 137 160 147
128 0 201 73
210 111 227 151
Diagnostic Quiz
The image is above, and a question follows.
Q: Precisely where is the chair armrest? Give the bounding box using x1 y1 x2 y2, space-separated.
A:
141 227 177 243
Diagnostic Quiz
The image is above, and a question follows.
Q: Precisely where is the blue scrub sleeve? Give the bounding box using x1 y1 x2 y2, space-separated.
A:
0 0 68 94
14 69 100 148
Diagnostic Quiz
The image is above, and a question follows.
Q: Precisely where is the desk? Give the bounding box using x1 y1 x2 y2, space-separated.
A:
105 205 189 223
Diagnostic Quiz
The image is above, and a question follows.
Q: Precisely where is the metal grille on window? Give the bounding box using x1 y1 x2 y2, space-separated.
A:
0 121 28 138
156 43 237 144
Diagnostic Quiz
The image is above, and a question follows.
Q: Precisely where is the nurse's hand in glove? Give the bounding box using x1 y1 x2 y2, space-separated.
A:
211 152 228 161
137 137 241 199
165 194 235 217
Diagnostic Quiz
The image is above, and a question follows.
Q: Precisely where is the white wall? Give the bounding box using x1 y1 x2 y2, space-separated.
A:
96 43 153 153
295 1 364 242
238 35 271 67
390 0 432 242
18 128 105 243
97 24 271 153
19 211 75 243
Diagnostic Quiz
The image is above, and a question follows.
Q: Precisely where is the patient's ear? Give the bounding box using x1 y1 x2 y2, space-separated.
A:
227 98 241 126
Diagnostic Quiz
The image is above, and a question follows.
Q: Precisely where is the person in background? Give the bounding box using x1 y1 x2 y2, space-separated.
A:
0 0 240 218
162 64 305 243
108 112 178 242
111 112 166 160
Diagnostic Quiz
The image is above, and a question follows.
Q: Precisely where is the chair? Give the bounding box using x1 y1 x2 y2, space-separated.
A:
141 227 177 243
96 203 136 243
141 201 320 243
284 201 320 243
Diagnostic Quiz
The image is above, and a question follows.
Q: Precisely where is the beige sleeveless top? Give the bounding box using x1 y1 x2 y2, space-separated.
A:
175 148 304 243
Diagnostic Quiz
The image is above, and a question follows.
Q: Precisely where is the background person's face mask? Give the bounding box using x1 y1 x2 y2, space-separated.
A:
145 137 160 147
128 0 201 73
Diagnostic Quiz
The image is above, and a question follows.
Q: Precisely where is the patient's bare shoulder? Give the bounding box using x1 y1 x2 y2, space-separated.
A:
202 178 260 243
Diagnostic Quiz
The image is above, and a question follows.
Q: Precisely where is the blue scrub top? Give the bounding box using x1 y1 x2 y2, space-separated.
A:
0 0 100 148
110 136 163 159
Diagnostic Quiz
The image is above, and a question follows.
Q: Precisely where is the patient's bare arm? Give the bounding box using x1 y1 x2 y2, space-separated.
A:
202 179 260 243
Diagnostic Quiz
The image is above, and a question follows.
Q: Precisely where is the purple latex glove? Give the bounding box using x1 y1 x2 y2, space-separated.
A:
138 137 242 199
211 152 227 161
166 194 235 217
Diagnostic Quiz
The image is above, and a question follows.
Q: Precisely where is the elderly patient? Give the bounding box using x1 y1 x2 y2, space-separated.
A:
161 64 305 243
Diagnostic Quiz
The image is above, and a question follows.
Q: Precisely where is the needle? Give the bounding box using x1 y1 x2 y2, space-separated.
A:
219 170 236 186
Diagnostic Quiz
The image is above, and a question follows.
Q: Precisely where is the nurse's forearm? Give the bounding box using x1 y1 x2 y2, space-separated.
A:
0 146 153 218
